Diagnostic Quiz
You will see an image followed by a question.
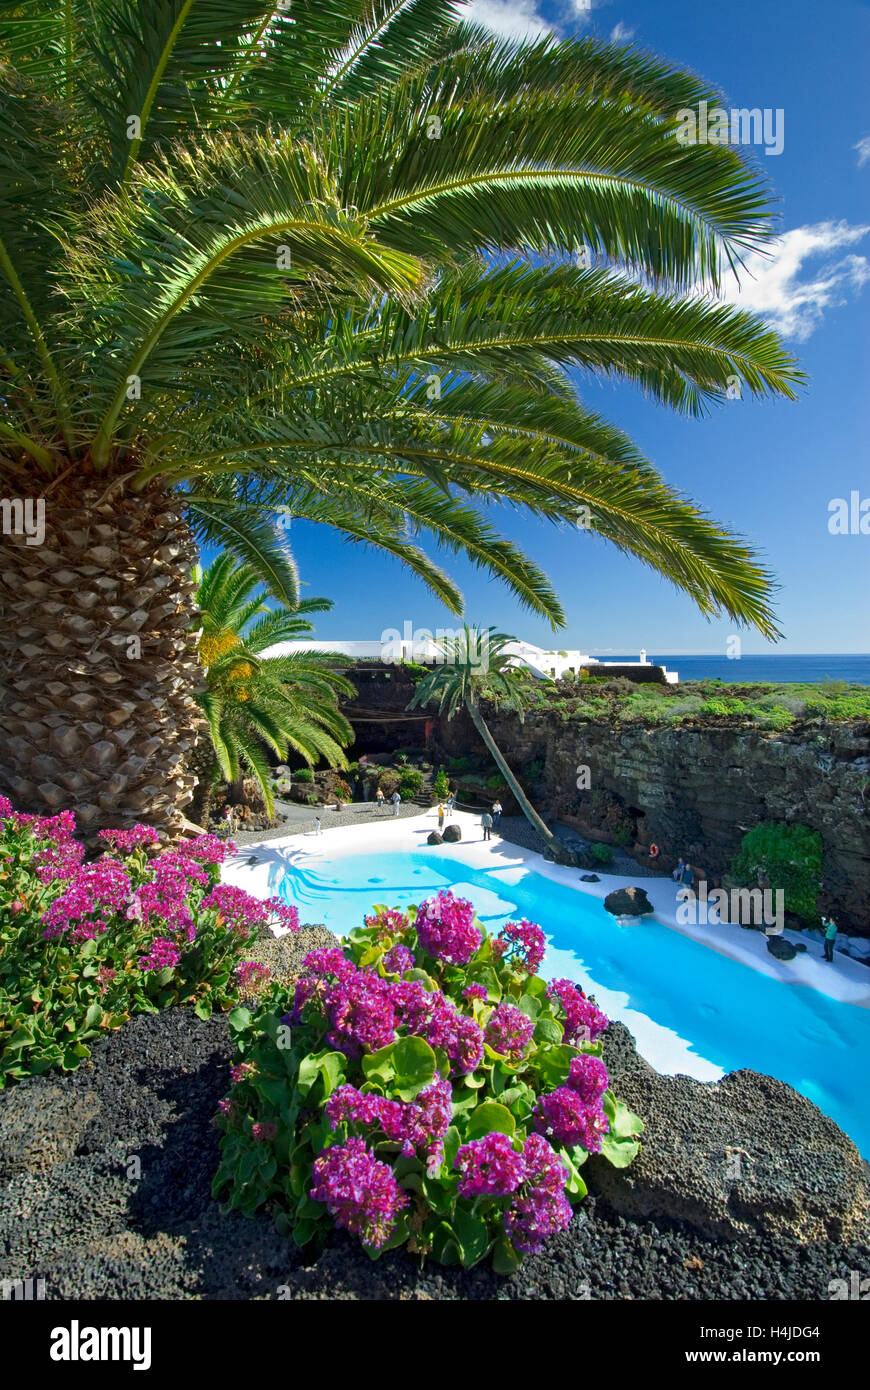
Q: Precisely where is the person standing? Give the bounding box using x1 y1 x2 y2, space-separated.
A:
314 815 322 837
672 857 685 883
391 790 401 817
823 916 838 962
445 791 455 818
437 803 445 831
492 799 502 826
375 786 385 813
481 810 493 841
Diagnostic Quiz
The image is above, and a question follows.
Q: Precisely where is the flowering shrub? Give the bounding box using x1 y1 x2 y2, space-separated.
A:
0 798 296 1083
213 892 642 1272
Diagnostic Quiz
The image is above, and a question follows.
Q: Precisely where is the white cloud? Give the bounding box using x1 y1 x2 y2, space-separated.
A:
609 21 635 42
719 221 870 341
458 0 553 41
458 0 600 41
854 136 870 168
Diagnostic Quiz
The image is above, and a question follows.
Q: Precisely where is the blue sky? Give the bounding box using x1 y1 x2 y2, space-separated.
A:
214 0 870 655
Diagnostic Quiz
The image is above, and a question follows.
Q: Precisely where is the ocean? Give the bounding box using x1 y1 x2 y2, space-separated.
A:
598 654 870 685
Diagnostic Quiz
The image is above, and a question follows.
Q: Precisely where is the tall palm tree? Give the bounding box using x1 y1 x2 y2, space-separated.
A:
409 626 557 847
190 552 353 825
0 1 802 832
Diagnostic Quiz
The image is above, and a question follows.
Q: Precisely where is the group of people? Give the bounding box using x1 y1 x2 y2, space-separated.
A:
373 786 403 816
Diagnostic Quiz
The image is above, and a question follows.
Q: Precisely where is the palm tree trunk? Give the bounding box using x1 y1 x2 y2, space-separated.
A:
187 736 220 828
466 700 557 848
0 480 203 835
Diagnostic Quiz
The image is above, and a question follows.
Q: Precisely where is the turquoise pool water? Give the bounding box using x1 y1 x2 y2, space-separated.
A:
276 848 870 1156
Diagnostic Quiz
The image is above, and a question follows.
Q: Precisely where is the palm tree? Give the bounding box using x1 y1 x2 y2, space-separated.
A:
0 1 803 832
190 552 353 826
409 627 557 848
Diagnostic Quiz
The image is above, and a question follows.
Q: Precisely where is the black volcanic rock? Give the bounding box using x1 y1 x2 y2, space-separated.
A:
603 886 654 917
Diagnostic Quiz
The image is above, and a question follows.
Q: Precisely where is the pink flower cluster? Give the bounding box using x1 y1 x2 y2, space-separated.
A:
364 907 410 936
133 848 210 940
138 936 182 971
533 1053 610 1153
235 960 272 994
326 1078 452 1166
484 1001 535 1059
289 951 484 1075
392 979 484 1075
200 884 299 936
182 834 236 864
454 1131 573 1253
41 857 132 938
547 978 609 1045
310 1137 408 1249
498 919 546 975
252 1121 277 1142
504 1133 574 1253
381 943 415 975
455 1132 526 1197
414 891 482 966
6 807 84 883
463 983 487 1004
98 825 160 854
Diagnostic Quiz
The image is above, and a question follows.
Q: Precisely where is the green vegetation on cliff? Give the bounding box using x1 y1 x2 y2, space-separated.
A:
532 679 870 730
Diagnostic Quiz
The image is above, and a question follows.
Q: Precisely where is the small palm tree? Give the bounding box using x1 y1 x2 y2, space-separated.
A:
409 627 556 847
191 553 353 825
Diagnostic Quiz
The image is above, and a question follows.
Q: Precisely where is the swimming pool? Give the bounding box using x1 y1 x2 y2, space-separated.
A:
276 846 870 1156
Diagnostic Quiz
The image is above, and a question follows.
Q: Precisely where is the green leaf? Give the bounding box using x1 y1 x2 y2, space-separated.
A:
362 1042 396 1087
83 1002 102 1029
193 999 211 1021
601 1134 642 1168
292 1217 318 1247
602 1092 645 1139
533 1016 563 1045
492 1236 522 1275
465 1101 516 1140
227 1007 252 1033
453 1207 492 1267
391 1035 436 1100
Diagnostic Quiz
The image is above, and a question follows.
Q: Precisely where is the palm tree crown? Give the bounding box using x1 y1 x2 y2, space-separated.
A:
0 1 804 828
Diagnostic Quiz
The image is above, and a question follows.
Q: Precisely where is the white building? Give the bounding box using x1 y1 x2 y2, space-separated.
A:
261 633 678 682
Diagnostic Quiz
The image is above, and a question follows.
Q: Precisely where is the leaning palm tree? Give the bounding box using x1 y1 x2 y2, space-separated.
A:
0 1 803 831
190 552 353 825
409 627 557 848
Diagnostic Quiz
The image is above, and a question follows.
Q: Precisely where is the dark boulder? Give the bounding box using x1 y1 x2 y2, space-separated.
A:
766 935 798 961
442 823 461 843
588 1023 870 1243
603 886 654 918
426 831 443 845
580 873 600 883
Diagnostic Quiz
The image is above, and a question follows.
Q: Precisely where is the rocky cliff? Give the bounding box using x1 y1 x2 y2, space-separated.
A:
439 706 870 931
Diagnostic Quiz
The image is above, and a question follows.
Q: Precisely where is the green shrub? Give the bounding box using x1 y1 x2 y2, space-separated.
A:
0 800 287 1084
590 842 613 864
213 896 642 1271
398 769 424 799
293 767 313 783
729 823 822 923
433 767 450 799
